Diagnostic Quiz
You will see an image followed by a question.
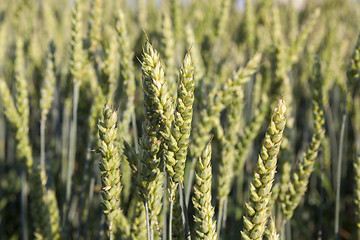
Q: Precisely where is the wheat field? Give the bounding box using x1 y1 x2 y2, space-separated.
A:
0 0 360 239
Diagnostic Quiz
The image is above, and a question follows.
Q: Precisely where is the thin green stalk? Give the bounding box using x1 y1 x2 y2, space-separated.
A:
217 198 225 237
65 82 79 225
172 187 185 240
163 174 168 240
169 188 174 240
335 112 346 240
61 99 71 206
77 141 92 239
145 200 151 240
20 170 28 240
318 145 325 239
40 120 46 172
180 184 191 240
185 159 195 205
285 221 291 240
222 197 228 228
84 172 96 240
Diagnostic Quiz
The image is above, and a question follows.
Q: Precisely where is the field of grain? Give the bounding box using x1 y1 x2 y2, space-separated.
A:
0 0 360 239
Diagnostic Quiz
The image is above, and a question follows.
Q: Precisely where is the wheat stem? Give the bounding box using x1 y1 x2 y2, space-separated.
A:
335 111 346 240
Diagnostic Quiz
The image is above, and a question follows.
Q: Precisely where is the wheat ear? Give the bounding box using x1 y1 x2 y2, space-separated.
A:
164 51 195 239
192 139 217 240
139 39 170 238
280 57 325 220
264 217 279 240
97 103 123 239
241 98 286 240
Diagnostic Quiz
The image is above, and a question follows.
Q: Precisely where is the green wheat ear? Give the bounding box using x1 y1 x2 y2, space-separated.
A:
70 0 87 86
138 39 172 236
241 98 286 240
280 57 325 220
355 127 360 229
356 155 360 227
131 199 147 240
347 34 360 94
165 50 195 185
97 103 123 239
137 39 163 199
192 139 217 240
264 217 279 240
